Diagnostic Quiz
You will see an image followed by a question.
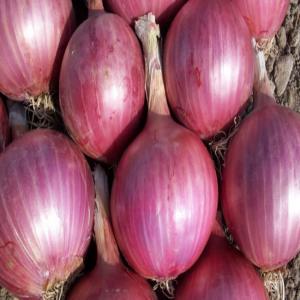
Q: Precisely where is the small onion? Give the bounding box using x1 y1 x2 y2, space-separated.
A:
222 49 300 270
0 0 75 102
176 224 268 300
68 165 157 300
0 97 9 152
164 0 254 139
231 0 289 40
105 0 187 25
59 0 145 164
0 129 94 299
111 14 218 284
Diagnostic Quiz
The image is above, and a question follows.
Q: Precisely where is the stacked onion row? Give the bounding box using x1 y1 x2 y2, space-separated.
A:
0 0 297 299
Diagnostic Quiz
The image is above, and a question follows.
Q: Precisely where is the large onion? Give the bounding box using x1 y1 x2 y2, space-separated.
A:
164 0 254 139
0 97 9 152
68 165 157 299
231 0 289 40
111 14 218 285
0 0 75 103
59 0 145 164
0 129 94 298
176 224 268 299
105 0 187 25
222 50 300 270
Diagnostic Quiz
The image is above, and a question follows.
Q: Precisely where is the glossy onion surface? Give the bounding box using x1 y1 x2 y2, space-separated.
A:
0 129 94 298
176 233 268 299
222 96 300 270
0 97 9 152
60 13 145 163
0 0 75 101
164 0 254 139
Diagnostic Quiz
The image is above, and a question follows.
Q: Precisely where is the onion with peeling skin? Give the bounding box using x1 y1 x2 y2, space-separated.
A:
0 97 9 152
0 0 76 106
164 0 254 139
0 129 94 299
59 0 145 164
231 0 289 40
176 223 268 300
111 14 218 289
68 165 157 300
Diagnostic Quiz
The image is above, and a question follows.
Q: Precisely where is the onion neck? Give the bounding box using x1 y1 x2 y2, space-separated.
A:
135 14 170 119
94 165 120 266
87 0 104 17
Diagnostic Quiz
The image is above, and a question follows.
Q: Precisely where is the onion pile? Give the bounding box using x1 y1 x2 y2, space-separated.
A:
0 0 75 104
111 14 218 284
176 223 268 299
0 129 94 299
59 0 145 163
231 0 289 40
0 98 9 152
68 165 157 299
164 0 254 139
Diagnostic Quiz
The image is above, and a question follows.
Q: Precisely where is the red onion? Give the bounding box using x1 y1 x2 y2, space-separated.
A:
0 129 94 299
176 223 268 299
105 0 187 25
222 49 300 270
164 0 254 139
0 97 9 152
59 0 145 164
69 165 157 299
231 0 289 40
0 0 75 103
111 14 218 286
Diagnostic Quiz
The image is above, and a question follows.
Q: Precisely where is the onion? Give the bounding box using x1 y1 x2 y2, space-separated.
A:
111 14 218 288
221 48 300 270
164 0 254 139
105 0 187 25
59 0 145 164
68 165 157 299
0 97 9 152
231 0 289 40
176 223 268 299
0 129 94 299
0 0 75 105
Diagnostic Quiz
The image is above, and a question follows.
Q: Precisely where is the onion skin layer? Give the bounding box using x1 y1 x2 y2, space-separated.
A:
176 233 268 300
0 98 9 152
222 95 300 270
231 0 289 40
0 129 94 298
105 0 187 25
164 0 254 139
0 0 75 101
111 116 218 280
59 12 145 164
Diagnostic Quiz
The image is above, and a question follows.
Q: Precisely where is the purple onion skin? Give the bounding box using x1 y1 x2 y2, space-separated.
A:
176 233 268 300
0 0 76 101
59 13 145 164
0 98 9 152
164 0 254 139
231 0 289 40
0 129 94 298
105 0 187 25
222 95 300 270
111 116 218 280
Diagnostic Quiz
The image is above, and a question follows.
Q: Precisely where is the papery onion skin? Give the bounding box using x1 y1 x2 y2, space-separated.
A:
59 12 145 164
164 0 254 139
231 0 289 39
0 97 9 152
105 0 187 25
222 95 300 270
0 0 76 101
0 129 94 298
176 232 268 300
